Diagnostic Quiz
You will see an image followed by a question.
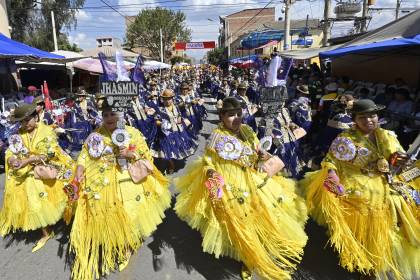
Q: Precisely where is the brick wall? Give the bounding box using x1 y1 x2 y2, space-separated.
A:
223 8 275 45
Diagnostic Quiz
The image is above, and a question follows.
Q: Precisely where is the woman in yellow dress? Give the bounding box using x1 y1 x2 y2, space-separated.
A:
70 102 171 280
175 97 308 280
302 99 420 280
0 103 73 252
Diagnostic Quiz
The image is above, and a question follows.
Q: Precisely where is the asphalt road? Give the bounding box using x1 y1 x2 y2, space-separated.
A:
0 96 362 280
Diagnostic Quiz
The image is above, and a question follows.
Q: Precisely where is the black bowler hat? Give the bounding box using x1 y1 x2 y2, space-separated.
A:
351 99 385 115
10 103 37 122
219 97 241 113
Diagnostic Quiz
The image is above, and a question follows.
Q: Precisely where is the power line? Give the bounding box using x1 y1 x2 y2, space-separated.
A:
227 0 275 41
98 0 134 23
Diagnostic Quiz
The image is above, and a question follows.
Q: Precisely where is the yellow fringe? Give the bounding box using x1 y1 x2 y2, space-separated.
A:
175 158 308 280
303 168 420 280
70 164 170 280
0 175 67 236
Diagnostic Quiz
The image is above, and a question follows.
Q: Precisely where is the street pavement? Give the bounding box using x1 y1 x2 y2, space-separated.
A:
0 96 361 280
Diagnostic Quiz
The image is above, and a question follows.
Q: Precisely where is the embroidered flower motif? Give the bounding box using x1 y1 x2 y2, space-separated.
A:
63 169 72 179
357 147 371 157
87 133 105 158
330 137 356 161
259 136 273 152
215 136 243 160
111 129 130 147
8 135 24 155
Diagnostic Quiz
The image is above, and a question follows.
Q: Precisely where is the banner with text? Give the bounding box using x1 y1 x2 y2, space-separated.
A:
175 41 216 50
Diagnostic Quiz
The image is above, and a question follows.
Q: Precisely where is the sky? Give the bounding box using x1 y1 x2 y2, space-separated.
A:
66 0 420 61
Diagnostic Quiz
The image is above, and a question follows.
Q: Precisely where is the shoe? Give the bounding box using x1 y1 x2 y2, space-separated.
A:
32 231 55 253
240 265 252 280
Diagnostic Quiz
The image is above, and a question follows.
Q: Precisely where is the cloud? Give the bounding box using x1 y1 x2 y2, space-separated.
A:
69 32 96 49
76 10 91 21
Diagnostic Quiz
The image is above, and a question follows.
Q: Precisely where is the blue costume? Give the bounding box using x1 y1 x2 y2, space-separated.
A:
233 94 258 132
258 107 304 178
246 81 261 105
288 97 312 132
317 108 353 154
126 96 157 147
63 99 98 155
151 104 198 160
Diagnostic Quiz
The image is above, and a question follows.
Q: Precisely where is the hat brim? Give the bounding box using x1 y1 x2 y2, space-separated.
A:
351 105 386 115
10 107 37 122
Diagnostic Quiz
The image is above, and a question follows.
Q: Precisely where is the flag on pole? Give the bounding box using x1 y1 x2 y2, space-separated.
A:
43 81 54 111
98 52 117 81
131 55 145 85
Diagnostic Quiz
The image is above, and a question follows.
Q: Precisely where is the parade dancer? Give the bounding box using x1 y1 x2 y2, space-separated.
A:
64 88 98 156
234 82 258 132
176 82 202 137
0 103 73 252
127 94 157 147
301 99 420 280
70 101 171 280
175 97 308 280
288 85 312 132
258 95 306 179
151 89 197 174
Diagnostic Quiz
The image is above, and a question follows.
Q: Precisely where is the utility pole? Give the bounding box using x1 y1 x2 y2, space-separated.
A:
160 28 163 63
322 0 331 47
51 11 58 51
361 0 368 32
283 0 291 50
395 0 401 20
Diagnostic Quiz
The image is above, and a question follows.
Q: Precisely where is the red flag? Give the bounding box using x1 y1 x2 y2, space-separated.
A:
43 80 54 111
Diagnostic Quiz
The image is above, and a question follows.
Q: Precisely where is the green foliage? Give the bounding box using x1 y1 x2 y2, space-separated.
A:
126 7 191 62
6 0 85 51
207 47 225 66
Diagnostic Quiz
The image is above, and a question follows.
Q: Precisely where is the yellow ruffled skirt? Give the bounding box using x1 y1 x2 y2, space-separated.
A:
0 173 67 236
70 165 171 280
175 158 308 280
301 168 420 280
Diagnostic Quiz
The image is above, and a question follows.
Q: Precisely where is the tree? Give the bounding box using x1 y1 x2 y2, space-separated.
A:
125 8 191 62
207 47 225 66
170 55 191 65
6 0 85 51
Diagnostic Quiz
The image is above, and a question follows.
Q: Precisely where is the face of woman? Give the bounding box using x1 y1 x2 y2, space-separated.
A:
221 110 242 133
21 114 38 132
162 97 173 107
102 110 119 131
36 104 44 113
355 113 378 134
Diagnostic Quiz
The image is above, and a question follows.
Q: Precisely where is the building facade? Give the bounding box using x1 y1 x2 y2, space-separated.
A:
219 8 276 57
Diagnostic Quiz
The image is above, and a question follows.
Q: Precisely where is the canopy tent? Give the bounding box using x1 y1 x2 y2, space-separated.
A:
318 10 420 87
142 60 171 71
279 45 339 60
320 34 420 58
320 10 420 58
240 29 306 49
0 33 64 60
72 58 134 74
